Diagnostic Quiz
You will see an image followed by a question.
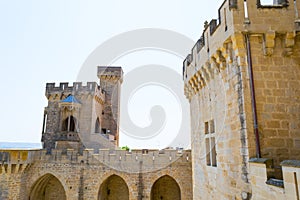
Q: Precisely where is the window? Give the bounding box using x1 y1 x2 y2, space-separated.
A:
62 116 77 132
258 0 289 7
42 112 48 134
205 119 217 167
260 0 276 5
95 118 100 133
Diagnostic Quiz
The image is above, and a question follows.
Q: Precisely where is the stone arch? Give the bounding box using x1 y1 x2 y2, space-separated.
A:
151 175 181 200
98 174 129 200
29 173 66 200
62 115 77 132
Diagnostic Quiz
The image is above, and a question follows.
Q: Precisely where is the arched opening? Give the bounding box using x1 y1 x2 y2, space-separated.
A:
29 173 66 200
98 175 129 200
95 117 100 133
151 175 181 200
62 115 77 132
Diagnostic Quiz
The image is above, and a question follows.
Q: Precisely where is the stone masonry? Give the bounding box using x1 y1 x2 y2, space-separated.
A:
1 0 300 199
0 66 192 200
0 149 192 200
184 0 300 199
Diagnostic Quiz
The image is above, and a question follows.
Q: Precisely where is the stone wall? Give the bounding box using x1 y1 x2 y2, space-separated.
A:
183 0 300 199
97 66 123 145
0 149 192 200
249 159 300 200
250 34 300 167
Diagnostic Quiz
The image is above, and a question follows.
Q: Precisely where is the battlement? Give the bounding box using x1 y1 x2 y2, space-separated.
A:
45 82 105 102
46 82 103 94
183 0 300 83
249 158 300 199
97 66 123 83
0 150 40 174
0 149 191 173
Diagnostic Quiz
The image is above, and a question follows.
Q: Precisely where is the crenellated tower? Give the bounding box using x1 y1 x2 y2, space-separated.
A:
41 66 123 153
97 66 123 146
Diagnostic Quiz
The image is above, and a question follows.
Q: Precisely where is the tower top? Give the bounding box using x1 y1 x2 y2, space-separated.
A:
97 66 123 83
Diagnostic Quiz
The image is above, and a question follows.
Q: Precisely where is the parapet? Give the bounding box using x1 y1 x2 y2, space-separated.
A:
45 82 105 97
249 158 300 199
0 149 191 173
0 150 39 174
97 66 123 83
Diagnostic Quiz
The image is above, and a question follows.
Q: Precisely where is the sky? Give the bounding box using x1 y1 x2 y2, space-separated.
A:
0 0 228 148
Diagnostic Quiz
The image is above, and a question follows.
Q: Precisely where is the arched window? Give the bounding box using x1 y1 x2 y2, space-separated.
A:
62 116 77 132
95 118 100 133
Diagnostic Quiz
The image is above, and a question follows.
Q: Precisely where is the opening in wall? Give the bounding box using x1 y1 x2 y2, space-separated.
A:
206 138 211 165
258 0 289 6
224 8 228 31
260 0 274 4
62 116 77 132
42 112 48 134
95 118 100 133
205 122 209 134
244 0 249 19
205 120 217 167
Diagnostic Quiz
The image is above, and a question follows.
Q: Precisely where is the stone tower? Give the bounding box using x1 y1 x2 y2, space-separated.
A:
97 66 123 146
183 0 300 199
41 66 123 153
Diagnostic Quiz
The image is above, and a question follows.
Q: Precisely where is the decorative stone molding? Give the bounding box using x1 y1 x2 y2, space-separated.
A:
283 31 296 56
221 42 233 64
215 50 227 70
263 30 276 56
232 33 246 57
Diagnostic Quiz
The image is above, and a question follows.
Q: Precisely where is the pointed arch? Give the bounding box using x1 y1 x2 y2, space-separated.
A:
29 173 66 200
151 175 181 200
95 117 100 133
62 115 77 132
98 174 129 200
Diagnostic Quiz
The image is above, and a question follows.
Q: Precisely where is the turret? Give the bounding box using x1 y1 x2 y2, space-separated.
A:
97 66 123 146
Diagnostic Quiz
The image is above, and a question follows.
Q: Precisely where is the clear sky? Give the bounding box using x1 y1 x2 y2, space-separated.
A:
0 0 225 148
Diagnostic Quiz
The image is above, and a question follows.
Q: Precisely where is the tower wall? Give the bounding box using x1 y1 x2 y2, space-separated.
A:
42 82 106 152
98 66 123 146
184 0 300 199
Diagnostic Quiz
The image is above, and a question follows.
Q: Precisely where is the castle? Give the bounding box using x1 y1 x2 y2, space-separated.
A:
1 0 300 199
0 66 192 200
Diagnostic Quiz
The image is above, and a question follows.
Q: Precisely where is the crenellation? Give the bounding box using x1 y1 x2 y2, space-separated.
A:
0 149 191 169
0 63 193 199
209 19 219 35
183 0 299 83
2 1 299 199
45 82 105 97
